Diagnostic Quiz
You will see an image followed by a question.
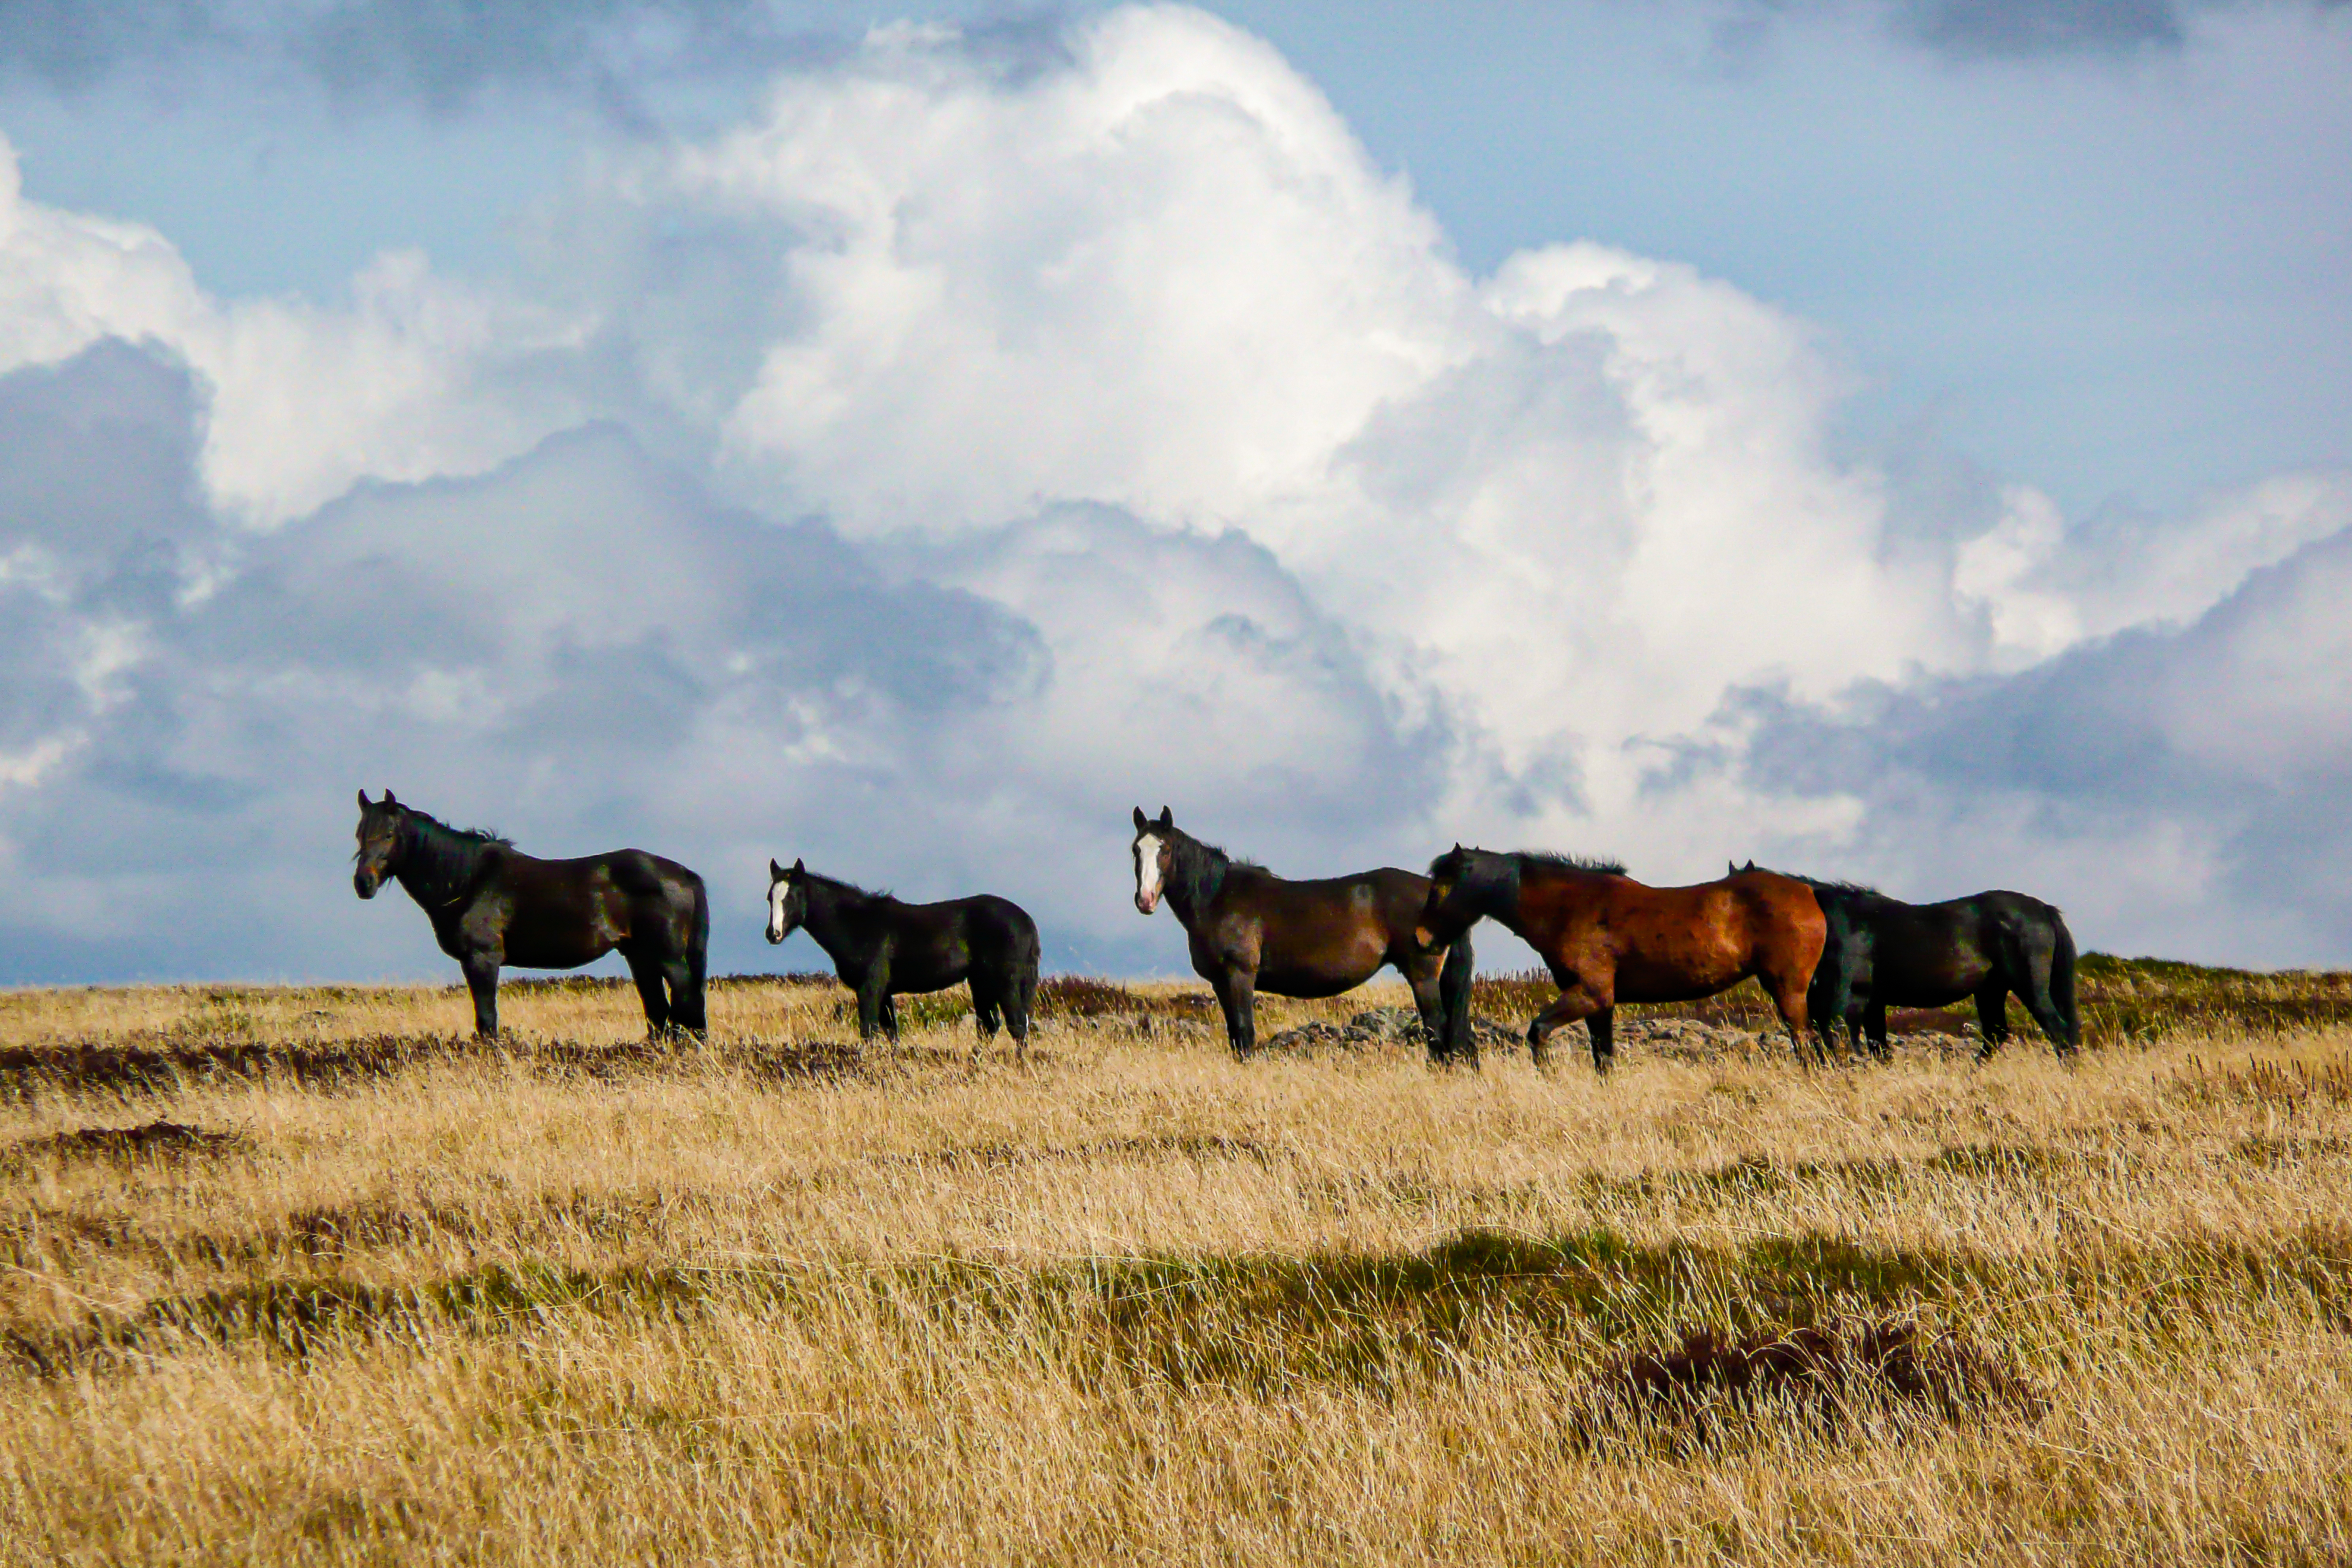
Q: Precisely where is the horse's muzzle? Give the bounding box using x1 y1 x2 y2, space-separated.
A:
353 869 380 899
764 923 784 944
1134 890 1159 915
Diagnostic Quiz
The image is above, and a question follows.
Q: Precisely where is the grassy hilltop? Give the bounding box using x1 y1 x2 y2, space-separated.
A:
4 964 2352 1563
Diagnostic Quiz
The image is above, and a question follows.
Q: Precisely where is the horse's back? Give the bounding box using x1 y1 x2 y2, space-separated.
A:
1210 865 1425 993
949 893 1040 954
1717 870 1828 968
1232 865 1427 926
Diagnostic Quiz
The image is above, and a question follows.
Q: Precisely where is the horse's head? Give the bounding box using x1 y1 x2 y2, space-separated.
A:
352 789 405 899
766 858 808 943
1415 843 1481 950
1130 805 1175 915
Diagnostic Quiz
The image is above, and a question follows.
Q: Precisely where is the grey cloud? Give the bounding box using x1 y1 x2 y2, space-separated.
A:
0 339 212 569
0 1 223 90
0 386 1059 980
1 359 1453 983
1695 0 2328 65
0 0 1068 113
0 343 214 753
1732 521 2352 961
1896 0 2186 57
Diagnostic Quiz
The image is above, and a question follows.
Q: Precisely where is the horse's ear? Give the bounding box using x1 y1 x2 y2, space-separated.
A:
1453 842 1463 854
1133 806 1148 833
770 858 784 880
1156 805 1173 827
383 788 398 806
357 789 372 807
792 857 804 874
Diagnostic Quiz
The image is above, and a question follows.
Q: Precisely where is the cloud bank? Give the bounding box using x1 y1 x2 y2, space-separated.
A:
2 4 2346 981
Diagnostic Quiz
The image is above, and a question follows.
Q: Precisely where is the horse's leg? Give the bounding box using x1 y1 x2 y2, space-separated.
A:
1212 967 1258 1060
1438 931 1476 1066
1864 998 1891 1064
2019 962 2074 1059
880 994 901 1042
1974 987 2011 1062
852 970 890 1043
1761 967 1813 1064
1405 960 1453 1067
970 979 1002 1066
659 957 703 1038
1809 967 1845 1064
461 955 500 1039
623 949 672 1038
1586 1006 1615 1075
1527 980 1606 1073
1005 967 1034 1067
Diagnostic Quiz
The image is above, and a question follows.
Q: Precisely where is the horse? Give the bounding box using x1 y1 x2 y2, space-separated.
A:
1730 862 2078 1061
1128 806 1476 1064
765 858 1041 1059
351 790 708 1039
1415 846 1825 1074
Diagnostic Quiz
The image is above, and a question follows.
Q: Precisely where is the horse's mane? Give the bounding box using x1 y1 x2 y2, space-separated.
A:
390 805 512 904
1777 869 1887 898
1164 828 1257 909
801 868 897 905
398 805 512 850
1517 850 1627 876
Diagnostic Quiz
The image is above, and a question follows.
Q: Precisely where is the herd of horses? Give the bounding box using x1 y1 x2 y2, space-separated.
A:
352 790 2079 1072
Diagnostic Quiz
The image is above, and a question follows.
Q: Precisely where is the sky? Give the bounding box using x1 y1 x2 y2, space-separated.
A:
0 0 2347 983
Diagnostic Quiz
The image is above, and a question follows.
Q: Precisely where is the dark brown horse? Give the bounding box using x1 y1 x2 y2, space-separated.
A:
352 790 708 1038
1415 846 1824 1073
765 858 1041 1059
1129 806 1475 1063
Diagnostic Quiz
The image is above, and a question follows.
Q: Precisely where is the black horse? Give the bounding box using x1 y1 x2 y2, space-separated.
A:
353 790 708 1038
766 858 1041 1059
1733 862 2078 1061
1130 806 1476 1063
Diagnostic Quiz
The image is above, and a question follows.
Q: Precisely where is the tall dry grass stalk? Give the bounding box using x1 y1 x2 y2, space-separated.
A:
4 969 2351 1564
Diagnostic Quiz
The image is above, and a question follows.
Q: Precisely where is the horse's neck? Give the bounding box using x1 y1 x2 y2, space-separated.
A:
1465 861 1533 939
393 823 493 911
800 883 875 959
1161 839 1229 927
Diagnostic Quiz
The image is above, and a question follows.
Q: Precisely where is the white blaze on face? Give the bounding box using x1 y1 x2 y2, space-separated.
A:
1134 833 1166 914
766 878 791 942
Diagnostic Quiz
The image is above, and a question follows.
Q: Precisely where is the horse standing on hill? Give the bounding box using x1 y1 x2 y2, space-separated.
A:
351 790 708 1039
765 858 1041 1060
1415 847 1824 1073
1128 806 1477 1064
1731 863 2078 1061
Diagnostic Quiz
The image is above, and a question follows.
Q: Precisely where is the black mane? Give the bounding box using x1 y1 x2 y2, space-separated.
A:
1167 829 1244 911
1518 850 1627 876
1778 870 1888 899
391 806 513 906
802 868 898 906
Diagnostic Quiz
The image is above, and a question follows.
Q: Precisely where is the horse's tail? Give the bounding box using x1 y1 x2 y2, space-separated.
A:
1440 929 1475 1059
686 873 711 1006
1017 908 1042 1016
2050 909 2079 1050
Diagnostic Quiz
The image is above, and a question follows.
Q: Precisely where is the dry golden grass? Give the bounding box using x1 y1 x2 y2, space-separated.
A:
5 965 2352 1565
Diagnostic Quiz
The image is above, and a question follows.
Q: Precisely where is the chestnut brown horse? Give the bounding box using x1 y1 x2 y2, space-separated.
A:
1130 807 1476 1063
1415 846 1825 1073
352 790 708 1039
